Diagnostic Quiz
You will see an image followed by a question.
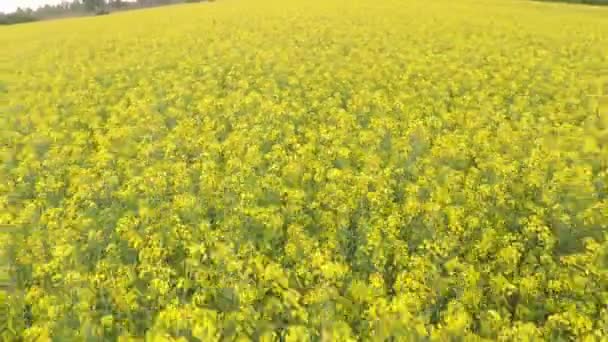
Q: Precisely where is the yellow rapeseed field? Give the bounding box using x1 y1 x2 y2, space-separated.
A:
1 0 608 340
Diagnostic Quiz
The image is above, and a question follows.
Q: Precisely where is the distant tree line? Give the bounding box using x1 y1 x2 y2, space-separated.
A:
535 0 608 4
0 11 38 25
0 0 208 25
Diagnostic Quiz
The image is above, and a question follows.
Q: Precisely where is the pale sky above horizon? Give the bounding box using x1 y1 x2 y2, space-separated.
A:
1 0 66 13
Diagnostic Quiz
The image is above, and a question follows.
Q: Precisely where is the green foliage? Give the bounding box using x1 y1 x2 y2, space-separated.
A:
84 0 107 12
1 0 607 340
535 0 608 5
0 13 38 25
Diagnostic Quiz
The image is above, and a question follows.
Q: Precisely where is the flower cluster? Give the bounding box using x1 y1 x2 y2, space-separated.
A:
1 0 607 340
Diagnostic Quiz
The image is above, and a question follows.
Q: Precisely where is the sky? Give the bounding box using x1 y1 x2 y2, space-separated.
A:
0 0 65 13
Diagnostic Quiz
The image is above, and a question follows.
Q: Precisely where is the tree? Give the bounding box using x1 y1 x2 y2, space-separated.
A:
69 0 83 11
109 0 126 9
83 0 105 12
